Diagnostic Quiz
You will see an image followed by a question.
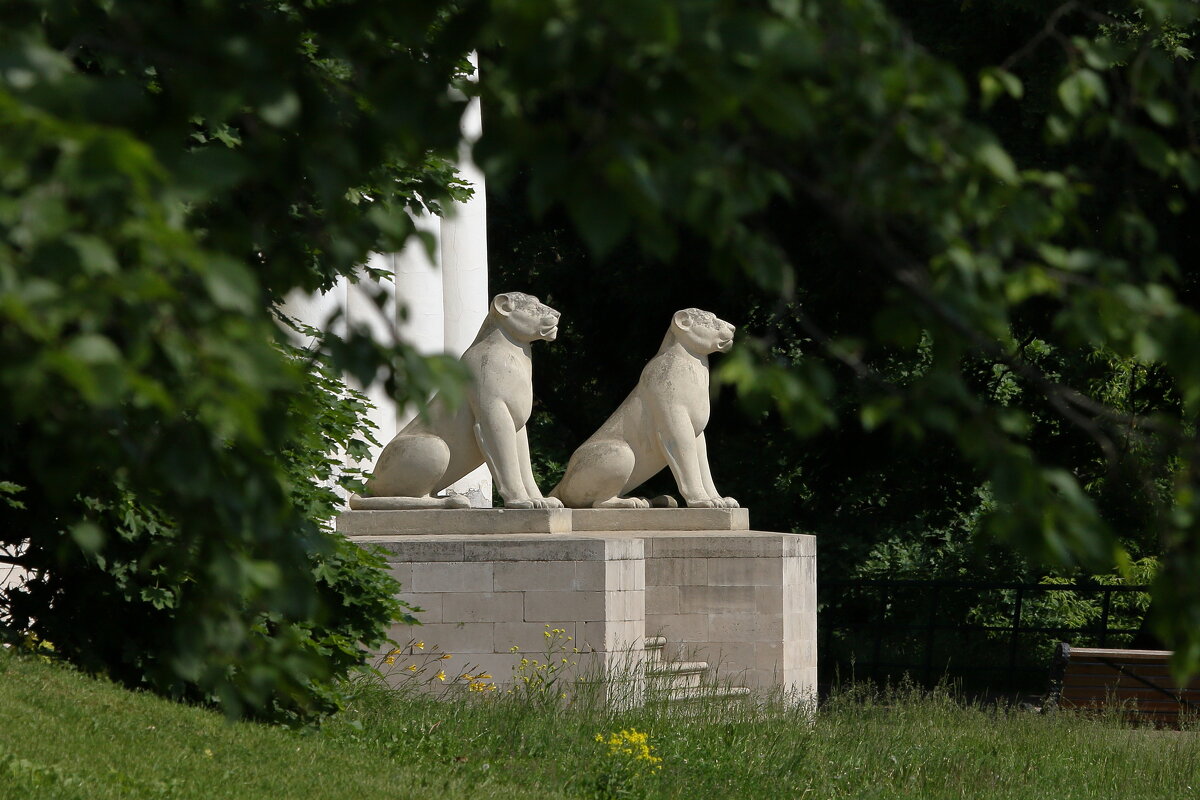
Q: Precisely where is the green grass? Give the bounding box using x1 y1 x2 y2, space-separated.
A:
2 650 1199 799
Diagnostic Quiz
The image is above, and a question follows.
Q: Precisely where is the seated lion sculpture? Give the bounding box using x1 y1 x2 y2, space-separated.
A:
550 308 738 509
352 292 564 510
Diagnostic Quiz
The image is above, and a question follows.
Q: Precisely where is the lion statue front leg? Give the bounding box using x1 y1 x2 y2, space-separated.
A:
657 417 738 509
472 416 563 509
513 425 564 509
696 432 738 508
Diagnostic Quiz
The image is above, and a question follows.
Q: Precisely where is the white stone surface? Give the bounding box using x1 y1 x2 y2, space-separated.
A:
353 520 816 702
393 214 446 365
639 532 817 693
367 531 648 696
551 309 738 509
337 507 748 536
354 293 562 509
572 507 748 531
337 508 571 536
411 561 494 592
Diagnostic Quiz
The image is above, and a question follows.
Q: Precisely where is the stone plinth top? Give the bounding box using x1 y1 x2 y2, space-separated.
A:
335 507 750 537
336 508 573 537
571 508 748 531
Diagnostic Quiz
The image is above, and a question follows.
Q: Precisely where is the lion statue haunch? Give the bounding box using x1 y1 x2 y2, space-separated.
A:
550 309 738 509
352 292 564 510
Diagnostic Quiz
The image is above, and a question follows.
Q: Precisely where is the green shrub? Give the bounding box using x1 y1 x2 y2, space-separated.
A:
2 341 410 721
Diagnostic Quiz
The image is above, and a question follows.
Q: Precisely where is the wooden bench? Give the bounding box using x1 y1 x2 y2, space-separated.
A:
1052 642 1200 726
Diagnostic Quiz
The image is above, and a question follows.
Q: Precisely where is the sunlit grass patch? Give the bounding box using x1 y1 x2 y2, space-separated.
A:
3 648 1199 800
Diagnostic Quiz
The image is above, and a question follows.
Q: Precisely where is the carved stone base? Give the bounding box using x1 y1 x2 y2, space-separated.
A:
337 508 572 536
335 507 747 536
344 508 817 701
571 507 749 532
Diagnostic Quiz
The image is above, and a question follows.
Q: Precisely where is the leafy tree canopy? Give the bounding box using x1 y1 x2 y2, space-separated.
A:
5 0 1200 712
478 0 1200 674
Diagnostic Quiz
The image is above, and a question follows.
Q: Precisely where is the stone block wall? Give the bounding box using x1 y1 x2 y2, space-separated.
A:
373 534 645 689
642 532 816 693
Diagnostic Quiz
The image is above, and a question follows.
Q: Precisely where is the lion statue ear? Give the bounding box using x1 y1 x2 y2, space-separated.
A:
672 309 693 330
493 293 515 316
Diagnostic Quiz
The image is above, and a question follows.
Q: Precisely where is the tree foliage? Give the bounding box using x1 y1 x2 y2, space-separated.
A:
7 0 1200 711
0 1 467 717
481 0 1200 673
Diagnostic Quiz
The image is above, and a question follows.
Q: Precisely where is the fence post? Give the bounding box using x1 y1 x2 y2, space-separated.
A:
1098 587 1112 647
1009 586 1024 681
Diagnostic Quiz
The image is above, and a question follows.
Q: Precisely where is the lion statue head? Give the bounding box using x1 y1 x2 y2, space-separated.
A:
669 308 735 355
490 292 561 343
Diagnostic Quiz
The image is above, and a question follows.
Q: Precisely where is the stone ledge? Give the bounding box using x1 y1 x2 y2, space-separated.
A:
336 508 572 536
337 506 756 536
571 507 748 531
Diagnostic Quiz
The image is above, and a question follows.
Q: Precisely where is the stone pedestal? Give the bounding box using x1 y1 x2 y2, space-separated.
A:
641 531 815 693
337 508 815 701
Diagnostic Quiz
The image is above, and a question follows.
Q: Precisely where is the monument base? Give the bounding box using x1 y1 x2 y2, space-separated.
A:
337 508 816 701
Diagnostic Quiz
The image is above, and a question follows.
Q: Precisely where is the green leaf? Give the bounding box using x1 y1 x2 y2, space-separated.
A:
975 140 1017 183
65 235 118 275
1144 98 1177 126
1057 69 1108 117
67 334 121 364
201 258 257 313
70 521 105 554
979 67 1023 109
0 481 26 510
1178 153 1200 191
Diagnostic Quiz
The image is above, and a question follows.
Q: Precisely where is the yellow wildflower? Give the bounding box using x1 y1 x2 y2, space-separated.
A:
436 670 446 682
597 729 663 771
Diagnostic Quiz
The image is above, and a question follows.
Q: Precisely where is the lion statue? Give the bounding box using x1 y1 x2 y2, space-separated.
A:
352 292 564 510
550 308 738 509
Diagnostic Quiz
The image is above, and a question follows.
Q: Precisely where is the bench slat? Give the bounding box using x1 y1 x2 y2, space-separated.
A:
1067 647 1174 660
1066 663 1175 675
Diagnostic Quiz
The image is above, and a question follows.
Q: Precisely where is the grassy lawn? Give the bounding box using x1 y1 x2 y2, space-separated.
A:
2 650 1199 799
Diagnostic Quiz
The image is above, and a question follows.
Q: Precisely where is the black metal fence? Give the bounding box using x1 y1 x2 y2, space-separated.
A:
819 579 1152 692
